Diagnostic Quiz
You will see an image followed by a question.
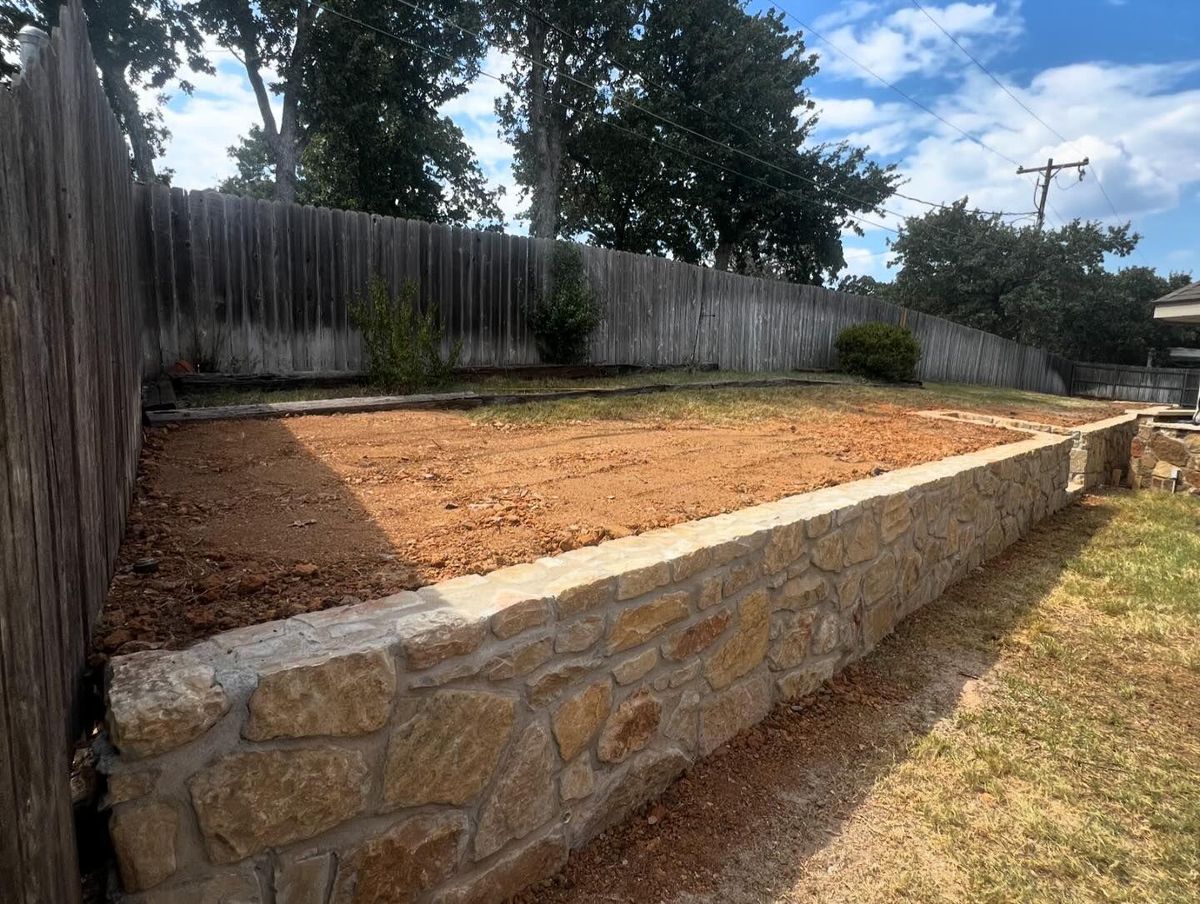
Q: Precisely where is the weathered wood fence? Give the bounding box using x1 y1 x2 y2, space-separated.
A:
1072 361 1200 406
133 185 1075 396
0 5 143 902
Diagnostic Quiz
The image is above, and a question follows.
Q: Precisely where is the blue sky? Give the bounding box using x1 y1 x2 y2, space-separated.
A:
152 1 1200 282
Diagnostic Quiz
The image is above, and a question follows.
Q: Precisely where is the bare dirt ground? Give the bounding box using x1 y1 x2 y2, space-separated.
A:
96 401 1018 656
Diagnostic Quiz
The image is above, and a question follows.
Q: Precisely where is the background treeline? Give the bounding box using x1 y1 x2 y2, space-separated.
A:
1 0 1192 365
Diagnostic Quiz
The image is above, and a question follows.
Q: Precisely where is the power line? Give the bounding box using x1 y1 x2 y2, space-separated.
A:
909 0 1124 221
311 2 1026 257
504 0 1033 220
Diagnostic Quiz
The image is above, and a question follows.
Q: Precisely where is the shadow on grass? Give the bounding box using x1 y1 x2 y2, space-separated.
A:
538 498 1119 904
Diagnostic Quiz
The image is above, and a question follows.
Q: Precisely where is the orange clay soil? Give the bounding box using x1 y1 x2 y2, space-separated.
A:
96 408 1021 657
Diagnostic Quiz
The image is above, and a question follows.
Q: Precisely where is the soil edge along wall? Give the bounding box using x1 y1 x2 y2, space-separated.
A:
100 417 1135 903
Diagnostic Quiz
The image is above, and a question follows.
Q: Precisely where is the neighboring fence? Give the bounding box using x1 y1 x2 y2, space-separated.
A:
1072 362 1200 406
133 185 1076 395
0 5 143 903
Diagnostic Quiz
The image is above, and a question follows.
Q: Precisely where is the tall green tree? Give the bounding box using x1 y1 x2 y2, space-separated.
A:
206 0 498 221
1 0 209 181
889 201 1194 364
490 0 644 238
559 0 896 283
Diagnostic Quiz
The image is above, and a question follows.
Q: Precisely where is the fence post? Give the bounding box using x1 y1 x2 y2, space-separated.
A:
16 25 49 82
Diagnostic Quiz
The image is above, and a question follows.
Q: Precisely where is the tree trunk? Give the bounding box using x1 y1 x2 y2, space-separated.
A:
97 60 156 182
527 18 561 239
714 240 735 271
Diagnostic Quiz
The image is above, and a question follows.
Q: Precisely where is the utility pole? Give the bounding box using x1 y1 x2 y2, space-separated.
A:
1016 157 1089 228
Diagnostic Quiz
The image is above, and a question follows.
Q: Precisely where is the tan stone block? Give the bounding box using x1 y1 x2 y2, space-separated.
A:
663 688 700 751
138 869 261 904
805 512 833 538
810 532 844 571
554 616 604 653
552 680 613 761
811 614 839 655
190 747 368 864
401 611 487 671
835 571 862 610
763 522 804 573
699 674 771 755
617 560 672 600
1151 432 1189 467
526 656 602 706
768 610 815 671
107 650 229 759
722 559 761 596
773 573 825 612
704 590 770 691
670 546 712 582
560 757 595 801
475 724 557 859
862 555 897 606
111 800 178 892
485 636 554 682
245 648 395 741
439 830 568 904
492 597 552 640
697 574 723 610
844 516 880 565
776 659 836 702
607 591 692 654
274 853 333 904
332 813 465 904
663 609 731 661
104 768 159 807
864 599 899 647
613 648 658 685
383 691 515 808
880 496 912 543
554 574 616 617
598 690 661 763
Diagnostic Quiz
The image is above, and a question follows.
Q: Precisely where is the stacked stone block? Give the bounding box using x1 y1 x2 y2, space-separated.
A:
1130 417 1200 493
102 433 1078 903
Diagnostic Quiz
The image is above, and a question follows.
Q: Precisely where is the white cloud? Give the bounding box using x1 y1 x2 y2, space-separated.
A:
820 2 1023 83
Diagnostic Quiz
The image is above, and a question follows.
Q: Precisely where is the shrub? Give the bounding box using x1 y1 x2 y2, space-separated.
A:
835 322 921 383
527 242 602 365
350 276 459 393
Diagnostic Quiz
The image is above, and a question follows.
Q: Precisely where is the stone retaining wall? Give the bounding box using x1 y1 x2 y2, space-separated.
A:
102 431 1085 904
1130 416 1200 493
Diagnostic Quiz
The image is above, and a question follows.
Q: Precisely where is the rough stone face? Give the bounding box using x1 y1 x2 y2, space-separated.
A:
844 516 880 565
773 574 825 612
383 691 515 808
835 571 862 610
332 813 466 904
190 747 369 864
475 724 557 859
492 597 552 640
697 575 723 610
768 610 815 671
703 590 770 691
862 555 897 606
527 657 602 706
111 800 178 892
777 659 836 702
554 616 605 653
245 648 396 741
613 648 658 685
810 532 844 571
598 690 661 763
104 769 159 807
763 522 804 573
553 573 616 617
485 636 554 681
664 610 730 661
274 853 333 904
1151 432 1189 467
552 680 613 761
560 757 595 801
138 869 261 904
107 650 230 759
700 674 771 754
880 496 912 543
607 591 691 654
722 559 761 596
439 830 568 904
571 749 690 843
616 560 671 600
401 612 487 670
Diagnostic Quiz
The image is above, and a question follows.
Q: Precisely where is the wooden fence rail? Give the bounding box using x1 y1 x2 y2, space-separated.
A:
0 4 143 902
1072 361 1200 406
133 185 1076 396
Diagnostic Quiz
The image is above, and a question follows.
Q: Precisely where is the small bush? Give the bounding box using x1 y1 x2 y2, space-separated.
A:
527 242 603 365
835 322 921 382
350 276 459 393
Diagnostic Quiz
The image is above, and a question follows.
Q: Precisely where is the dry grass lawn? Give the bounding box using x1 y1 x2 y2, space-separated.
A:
542 491 1200 904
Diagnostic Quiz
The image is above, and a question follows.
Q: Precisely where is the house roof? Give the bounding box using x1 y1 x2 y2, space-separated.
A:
1153 282 1200 324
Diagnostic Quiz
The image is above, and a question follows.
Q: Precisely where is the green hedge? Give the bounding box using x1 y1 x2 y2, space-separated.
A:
835 322 921 383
